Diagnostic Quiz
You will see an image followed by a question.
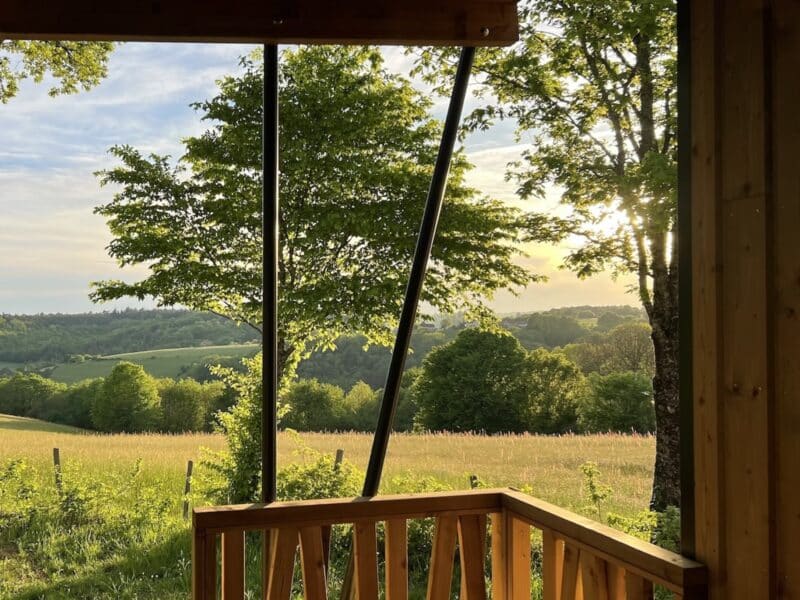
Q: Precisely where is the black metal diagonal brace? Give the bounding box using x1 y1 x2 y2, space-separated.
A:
362 46 476 496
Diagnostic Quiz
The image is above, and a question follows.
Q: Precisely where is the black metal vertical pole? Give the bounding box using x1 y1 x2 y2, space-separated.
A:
677 0 696 558
361 47 476 497
262 43 279 505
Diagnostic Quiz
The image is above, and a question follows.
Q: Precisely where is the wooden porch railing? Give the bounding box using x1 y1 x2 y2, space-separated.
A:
192 488 706 600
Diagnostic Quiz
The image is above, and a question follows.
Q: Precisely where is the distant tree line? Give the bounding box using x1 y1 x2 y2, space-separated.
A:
0 363 233 433
0 309 256 365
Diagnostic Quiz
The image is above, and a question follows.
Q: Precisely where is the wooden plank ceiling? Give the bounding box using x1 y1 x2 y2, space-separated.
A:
0 0 518 45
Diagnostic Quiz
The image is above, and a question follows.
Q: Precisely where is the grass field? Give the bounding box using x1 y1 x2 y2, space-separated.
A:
0 413 654 516
47 343 259 383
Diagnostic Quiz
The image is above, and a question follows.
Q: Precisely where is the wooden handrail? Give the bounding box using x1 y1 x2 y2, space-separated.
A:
193 488 506 531
192 488 707 600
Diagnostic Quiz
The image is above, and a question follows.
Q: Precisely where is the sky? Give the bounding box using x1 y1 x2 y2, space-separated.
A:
0 43 635 316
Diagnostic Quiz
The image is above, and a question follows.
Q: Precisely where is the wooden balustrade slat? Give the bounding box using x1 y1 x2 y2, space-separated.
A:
580 554 609 600
427 516 458 600
266 528 298 600
560 543 581 600
222 531 246 600
491 511 530 600
299 527 328 600
457 514 487 600
192 529 217 600
321 525 332 573
606 564 625 600
623 572 653 600
543 529 565 600
385 519 409 600
353 521 379 600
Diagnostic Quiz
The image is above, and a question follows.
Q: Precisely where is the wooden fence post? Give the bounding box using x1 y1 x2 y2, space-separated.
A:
334 449 344 469
53 448 62 495
183 460 194 520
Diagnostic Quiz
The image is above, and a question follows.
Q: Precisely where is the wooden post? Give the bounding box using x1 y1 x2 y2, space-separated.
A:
52 447 62 495
691 2 800 597
183 460 194 520
334 449 344 469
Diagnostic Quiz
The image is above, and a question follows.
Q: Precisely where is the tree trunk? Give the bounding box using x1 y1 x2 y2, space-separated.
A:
649 301 681 511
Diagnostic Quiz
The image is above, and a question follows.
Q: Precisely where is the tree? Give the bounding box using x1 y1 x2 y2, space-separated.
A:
413 328 533 433
92 362 161 432
1 41 113 104
281 379 346 432
416 0 680 510
525 348 584 433
0 373 65 419
606 322 655 376
580 371 655 433
343 381 380 431
516 313 589 349
49 378 104 429
92 46 533 380
159 378 208 433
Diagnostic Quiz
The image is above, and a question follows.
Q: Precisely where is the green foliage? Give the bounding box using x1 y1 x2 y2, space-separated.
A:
605 322 656 376
92 362 161 433
0 309 256 365
93 46 533 377
204 353 291 503
343 381 380 432
413 328 534 433
159 378 217 433
515 314 589 349
47 378 104 429
0 41 113 103
281 379 347 432
580 371 655 434
525 348 584 434
0 372 66 419
277 444 362 501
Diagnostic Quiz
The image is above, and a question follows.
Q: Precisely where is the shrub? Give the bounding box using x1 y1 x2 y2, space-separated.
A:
281 379 346 431
342 381 379 431
0 372 66 419
49 378 104 429
159 378 207 433
580 371 655 433
525 348 584 433
413 328 533 433
91 362 161 432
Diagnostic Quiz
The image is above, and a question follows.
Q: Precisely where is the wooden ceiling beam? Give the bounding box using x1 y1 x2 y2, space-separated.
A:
0 0 518 46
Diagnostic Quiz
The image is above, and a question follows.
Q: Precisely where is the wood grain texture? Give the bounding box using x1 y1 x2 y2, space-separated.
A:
579 554 609 600
560 543 581 600
0 0 518 45
192 528 216 600
771 3 800 598
299 527 328 600
457 514 487 600
385 519 409 600
195 489 503 531
426 516 458 600
266 528 298 600
502 492 705 592
623 572 653 600
542 529 565 600
353 522 378 600
221 531 245 600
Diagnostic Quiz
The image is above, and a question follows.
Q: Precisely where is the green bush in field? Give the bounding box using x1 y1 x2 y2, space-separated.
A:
579 371 655 434
525 348 584 434
342 380 380 431
281 378 347 431
92 362 161 432
0 372 66 419
48 378 104 429
413 328 534 433
159 378 209 433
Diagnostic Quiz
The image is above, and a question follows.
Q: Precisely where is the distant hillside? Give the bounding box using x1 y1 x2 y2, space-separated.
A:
0 309 258 367
48 344 259 384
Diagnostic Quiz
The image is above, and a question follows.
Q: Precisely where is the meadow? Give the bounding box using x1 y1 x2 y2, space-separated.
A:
0 414 654 516
47 344 259 383
0 414 656 599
